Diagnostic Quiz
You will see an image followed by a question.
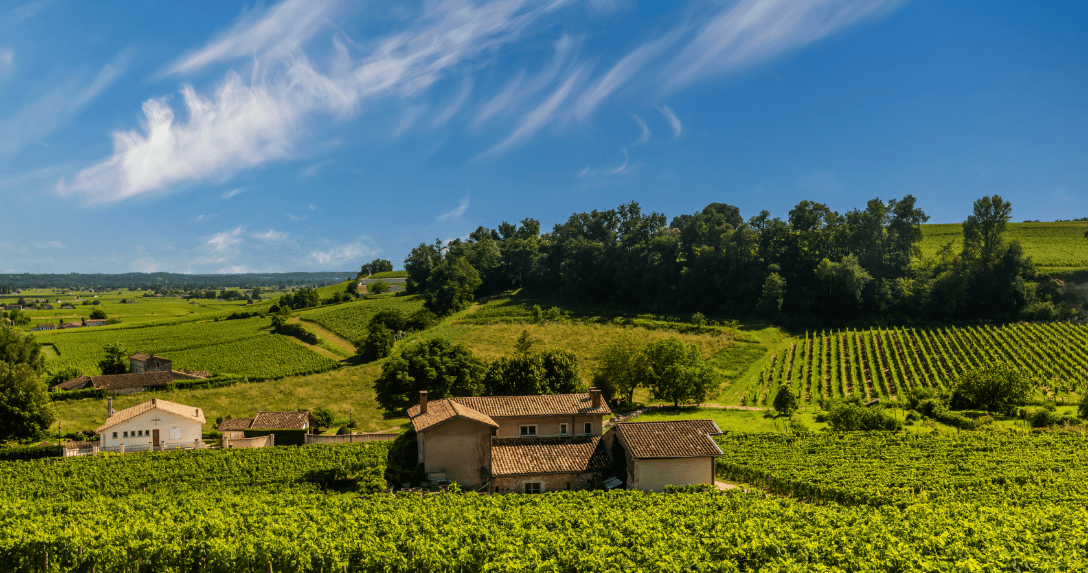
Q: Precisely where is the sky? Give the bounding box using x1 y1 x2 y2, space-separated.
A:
0 0 1085 274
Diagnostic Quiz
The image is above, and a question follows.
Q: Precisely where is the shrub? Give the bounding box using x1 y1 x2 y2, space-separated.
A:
826 401 901 431
952 363 1033 415
357 323 394 363
772 383 799 417
311 407 334 430
336 425 350 435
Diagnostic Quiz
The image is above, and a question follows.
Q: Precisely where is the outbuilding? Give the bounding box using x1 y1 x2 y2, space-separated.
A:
609 419 723 492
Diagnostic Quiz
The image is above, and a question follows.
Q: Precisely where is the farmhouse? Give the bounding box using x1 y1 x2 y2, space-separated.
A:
407 390 612 492
58 321 82 329
608 420 724 492
31 323 56 331
85 318 109 327
97 397 206 452
129 353 172 373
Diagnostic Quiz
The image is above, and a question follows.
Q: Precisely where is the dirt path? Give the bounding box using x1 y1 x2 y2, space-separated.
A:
295 318 357 354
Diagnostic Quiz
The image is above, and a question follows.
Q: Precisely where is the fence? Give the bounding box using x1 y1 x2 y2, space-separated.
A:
305 433 398 445
221 435 275 449
69 439 205 456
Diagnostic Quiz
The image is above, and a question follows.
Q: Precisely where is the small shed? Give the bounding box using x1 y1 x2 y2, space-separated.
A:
610 419 724 492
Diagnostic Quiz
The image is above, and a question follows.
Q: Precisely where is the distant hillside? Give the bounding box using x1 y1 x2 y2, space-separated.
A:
0 271 355 290
921 221 1088 268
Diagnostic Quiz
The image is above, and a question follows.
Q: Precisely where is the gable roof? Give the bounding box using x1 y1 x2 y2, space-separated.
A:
55 375 91 391
250 411 316 430
407 398 499 433
218 418 254 431
614 419 724 459
454 393 611 417
96 398 205 432
491 436 611 477
129 353 152 362
91 372 173 391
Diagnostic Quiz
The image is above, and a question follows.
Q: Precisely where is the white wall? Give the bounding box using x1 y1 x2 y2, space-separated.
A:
101 409 203 449
634 457 713 493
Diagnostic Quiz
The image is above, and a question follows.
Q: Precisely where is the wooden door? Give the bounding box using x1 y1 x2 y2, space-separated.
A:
152 429 160 447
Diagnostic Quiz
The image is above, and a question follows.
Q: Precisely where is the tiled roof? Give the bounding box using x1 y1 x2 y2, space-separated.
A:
218 418 254 431
614 419 724 459
491 436 611 477
454 393 611 417
408 398 499 433
96 398 205 432
250 411 316 430
91 372 173 391
129 353 151 362
55 375 91 391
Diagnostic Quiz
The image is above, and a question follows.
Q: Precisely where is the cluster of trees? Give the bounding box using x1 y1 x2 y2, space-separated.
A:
356 308 438 362
591 332 718 408
373 333 580 413
359 259 394 277
404 195 1068 324
0 326 54 441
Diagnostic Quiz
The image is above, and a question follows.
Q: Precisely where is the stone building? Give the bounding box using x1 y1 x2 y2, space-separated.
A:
608 419 724 492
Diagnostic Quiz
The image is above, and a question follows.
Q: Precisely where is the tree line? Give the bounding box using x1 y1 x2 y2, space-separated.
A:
405 195 1070 324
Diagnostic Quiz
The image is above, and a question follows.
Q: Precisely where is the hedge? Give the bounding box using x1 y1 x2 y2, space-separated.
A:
0 444 63 462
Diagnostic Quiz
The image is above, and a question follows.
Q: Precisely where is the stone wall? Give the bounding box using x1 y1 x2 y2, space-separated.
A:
491 471 596 494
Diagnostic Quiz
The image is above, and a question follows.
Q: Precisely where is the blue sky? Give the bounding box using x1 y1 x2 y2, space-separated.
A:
0 0 1085 274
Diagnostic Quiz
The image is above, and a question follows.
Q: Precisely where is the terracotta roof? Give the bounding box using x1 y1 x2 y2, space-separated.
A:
407 398 499 433
96 398 205 432
250 411 316 430
218 418 254 431
177 370 210 378
91 372 173 391
491 436 611 477
614 419 724 459
453 393 611 417
55 375 92 391
129 353 151 362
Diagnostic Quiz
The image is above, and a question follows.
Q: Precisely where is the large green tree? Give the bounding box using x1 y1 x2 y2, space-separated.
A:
374 337 486 412
98 342 129 375
483 349 581 396
644 337 718 407
422 256 482 316
591 331 651 405
0 361 55 441
962 195 1013 274
952 362 1033 415
0 326 45 373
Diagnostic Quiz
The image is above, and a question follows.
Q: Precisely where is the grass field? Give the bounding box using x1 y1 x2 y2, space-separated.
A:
921 221 1088 268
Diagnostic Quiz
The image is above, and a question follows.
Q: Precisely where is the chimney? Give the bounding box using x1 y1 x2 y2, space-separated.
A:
590 388 602 409
419 390 428 414
107 397 114 418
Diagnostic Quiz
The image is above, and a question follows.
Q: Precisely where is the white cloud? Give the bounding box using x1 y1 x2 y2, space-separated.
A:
797 171 845 194
217 265 249 274
485 65 588 154
61 0 571 202
573 34 676 121
438 196 470 221
473 34 577 127
300 160 333 178
206 226 244 252
632 114 650 144
1054 186 1075 202
431 77 474 127
657 105 682 138
662 0 906 92
310 242 376 265
286 212 307 222
33 241 64 249
129 257 160 273
219 187 246 200
253 229 288 241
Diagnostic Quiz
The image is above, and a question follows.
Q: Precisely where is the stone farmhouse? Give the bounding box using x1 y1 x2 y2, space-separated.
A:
32 323 56 331
97 397 206 452
130 353 173 373
407 389 722 493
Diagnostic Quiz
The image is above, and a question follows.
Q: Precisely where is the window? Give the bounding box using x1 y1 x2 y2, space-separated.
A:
112 432 118 439
137 430 143 437
584 423 592 435
560 424 568 436
491 428 496 437
519 425 537 436
524 482 542 494
123 431 128 438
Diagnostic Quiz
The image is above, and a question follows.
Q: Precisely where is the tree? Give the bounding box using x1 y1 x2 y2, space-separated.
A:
952 363 1033 415
644 337 718 407
270 306 291 329
0 361 55 441
513 329 535 354
0 325 45 372
757 272 787 317
45 366 81 387
962 195 1013 274
483 349 581 396
772 383 799 417
357 323 394 363
98 342 129 375
346 281 358 296
373 337 486 412
404 241 443 293
422 256 482 316
368 280 390 295
360 258 394 277
591 331 651 405
89 308 107 320
311 407 334 431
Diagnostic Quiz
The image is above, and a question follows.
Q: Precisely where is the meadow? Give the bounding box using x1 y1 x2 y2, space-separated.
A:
920 221 1088 268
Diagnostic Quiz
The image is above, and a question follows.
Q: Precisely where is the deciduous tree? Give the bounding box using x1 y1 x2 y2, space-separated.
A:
0 361 55 441
374 337 485 412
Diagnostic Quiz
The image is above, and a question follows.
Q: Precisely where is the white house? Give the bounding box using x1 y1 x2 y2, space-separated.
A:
96 397 206 452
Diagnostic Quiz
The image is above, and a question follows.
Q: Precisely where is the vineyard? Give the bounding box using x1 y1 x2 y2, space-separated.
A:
4 435 1088 570
298 295 425 342
920 221 1088 268
743 322 1088 406
37 317 340 379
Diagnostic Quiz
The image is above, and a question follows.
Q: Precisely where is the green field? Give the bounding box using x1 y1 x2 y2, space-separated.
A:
298 294 426 342
921 221 1088 268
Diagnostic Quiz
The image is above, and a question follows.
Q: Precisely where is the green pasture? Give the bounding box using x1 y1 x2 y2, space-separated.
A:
920 221 1088 268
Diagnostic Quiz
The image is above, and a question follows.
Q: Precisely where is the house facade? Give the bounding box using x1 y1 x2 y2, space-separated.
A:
32 324 56 331
130 353 173 373
96 397 206 452
608 419 723 492
407 390 612 492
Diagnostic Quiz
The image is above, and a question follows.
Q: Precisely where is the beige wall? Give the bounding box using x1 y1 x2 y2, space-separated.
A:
101 410 203 449
493 414 604 438
421 418 491 488
630 457 714 492
491 471 595 494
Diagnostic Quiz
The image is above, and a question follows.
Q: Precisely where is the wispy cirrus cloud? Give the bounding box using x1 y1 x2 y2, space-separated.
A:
252 229 288 241
219 188 246 200
438 196 470 221
657 105 682 138
310 242 377 265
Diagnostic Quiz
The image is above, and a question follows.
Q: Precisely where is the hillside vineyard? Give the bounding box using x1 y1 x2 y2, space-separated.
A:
747 323 1088 405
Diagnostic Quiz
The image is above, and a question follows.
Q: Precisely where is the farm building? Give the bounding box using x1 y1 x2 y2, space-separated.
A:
216 411 318 446
58 372 174 394
61 304 75 309
85 318 109 327
607 420 723 492
31 324 56 331
58 321 82 329
97 397 206 452
129 353 172 373
407 390 612 492
40 304 53 310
